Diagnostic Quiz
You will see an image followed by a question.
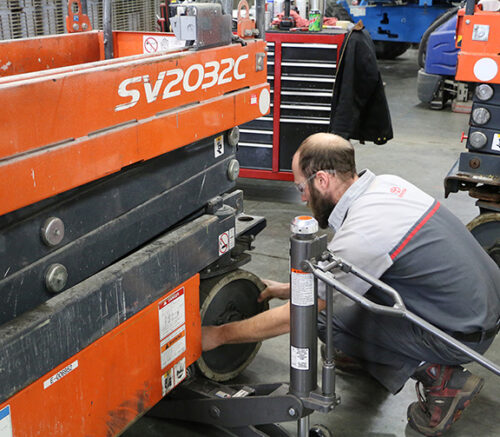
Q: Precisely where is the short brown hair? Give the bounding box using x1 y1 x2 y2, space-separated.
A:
297 133 356 181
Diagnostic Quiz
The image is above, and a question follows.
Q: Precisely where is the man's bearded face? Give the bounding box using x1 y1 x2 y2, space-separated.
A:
308 182 335 229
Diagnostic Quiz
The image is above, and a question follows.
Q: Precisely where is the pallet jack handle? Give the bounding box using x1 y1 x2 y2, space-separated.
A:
304 252 500 377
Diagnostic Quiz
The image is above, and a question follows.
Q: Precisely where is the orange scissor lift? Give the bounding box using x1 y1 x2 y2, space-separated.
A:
0 2 275 435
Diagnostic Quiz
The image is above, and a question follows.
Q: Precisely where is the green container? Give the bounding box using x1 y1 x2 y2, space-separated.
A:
308 9 322 32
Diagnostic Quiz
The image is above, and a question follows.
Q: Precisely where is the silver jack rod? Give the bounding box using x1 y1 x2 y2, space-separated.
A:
103 0 114 59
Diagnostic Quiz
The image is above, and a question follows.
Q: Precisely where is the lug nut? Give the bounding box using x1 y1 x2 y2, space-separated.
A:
469 158 481 169
45 264 68 293
41 217 65 247
475 84 494 101
469 131 487 149
227 127 240 147
472 107 490 125
227 159 240 181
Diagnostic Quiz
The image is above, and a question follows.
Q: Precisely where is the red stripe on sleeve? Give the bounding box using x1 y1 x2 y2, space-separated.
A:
390 202 441 260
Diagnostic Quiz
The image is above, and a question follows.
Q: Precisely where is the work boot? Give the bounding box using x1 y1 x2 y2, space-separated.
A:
407 364 484 436
320 344 364 373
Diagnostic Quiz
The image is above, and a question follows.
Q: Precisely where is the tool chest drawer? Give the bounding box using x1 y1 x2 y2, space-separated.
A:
281 42 338 62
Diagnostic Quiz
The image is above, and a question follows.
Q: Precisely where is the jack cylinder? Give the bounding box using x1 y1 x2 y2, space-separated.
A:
289 216 321 398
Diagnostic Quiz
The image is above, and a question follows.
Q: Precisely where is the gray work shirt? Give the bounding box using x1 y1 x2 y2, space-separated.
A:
320 169 500 333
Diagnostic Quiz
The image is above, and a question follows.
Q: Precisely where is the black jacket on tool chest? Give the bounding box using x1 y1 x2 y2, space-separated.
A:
329 22 393 145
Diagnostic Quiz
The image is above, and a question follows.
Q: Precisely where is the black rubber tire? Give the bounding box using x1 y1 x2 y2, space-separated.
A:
467 213 500 267
325 1 353 21
196 269 268 381
309 424 333 437
374 41 411 60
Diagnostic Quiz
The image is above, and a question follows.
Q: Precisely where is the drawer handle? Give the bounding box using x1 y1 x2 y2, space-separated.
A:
281 105 331 111
281 91 332 97
281 62 336 68
239 142 273 148
240 129 273 134
280 118 330 125
282 43 338 50
281 76 335 83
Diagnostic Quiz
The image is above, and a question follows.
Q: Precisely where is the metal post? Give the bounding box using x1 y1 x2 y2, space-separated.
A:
103 0 114 59
465 0 475 15
298 415 310 437
289 216 324 437
284 0 291 17
255 0 265 39
320 0 326 19
321 284 335 397
80 0 88 15
220 0 232 16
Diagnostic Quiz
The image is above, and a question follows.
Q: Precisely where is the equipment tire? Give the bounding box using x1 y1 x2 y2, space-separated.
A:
467 212 500 267
196 269 268 381
325 2 352 21
309 424 333 437
374 41 411 60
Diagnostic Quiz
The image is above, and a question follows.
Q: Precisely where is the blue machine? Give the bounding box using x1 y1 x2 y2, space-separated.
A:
416 7 462 108
423 14 458 76
328 0 455 59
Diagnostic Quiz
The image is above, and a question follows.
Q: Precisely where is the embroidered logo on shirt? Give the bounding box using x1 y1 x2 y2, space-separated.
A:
390 186 407 198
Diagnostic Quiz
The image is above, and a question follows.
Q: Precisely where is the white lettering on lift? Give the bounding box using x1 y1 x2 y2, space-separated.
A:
43 360 79 389
115 54 249 112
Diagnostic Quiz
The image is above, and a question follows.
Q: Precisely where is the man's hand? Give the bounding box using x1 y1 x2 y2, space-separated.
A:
258 279 290 302
201 325 225 352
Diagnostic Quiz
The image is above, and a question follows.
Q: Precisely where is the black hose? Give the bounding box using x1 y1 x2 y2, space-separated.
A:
465 0 475 15
417 6 460 69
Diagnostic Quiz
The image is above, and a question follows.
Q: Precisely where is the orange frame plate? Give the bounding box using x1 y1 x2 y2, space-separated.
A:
455 9 500 83
0 275 201 436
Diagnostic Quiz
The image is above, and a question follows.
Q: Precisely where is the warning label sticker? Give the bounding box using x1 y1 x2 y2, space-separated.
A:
291 269 315 306
160 326 186 369
492 133 500 152
350 6 366 17
158 287 187 396
214 135 224 158
174 358 186 384
218 228 235 256
291 345 309 370
162 357 186 396
142 35 185 54
0 405 12 437
162 367 174 395
158 287 185 341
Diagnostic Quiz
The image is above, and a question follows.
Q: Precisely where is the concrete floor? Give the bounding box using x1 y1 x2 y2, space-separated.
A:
124 49 499 436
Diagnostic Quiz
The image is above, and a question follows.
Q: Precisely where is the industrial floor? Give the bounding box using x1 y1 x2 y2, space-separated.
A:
123 49 500 436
